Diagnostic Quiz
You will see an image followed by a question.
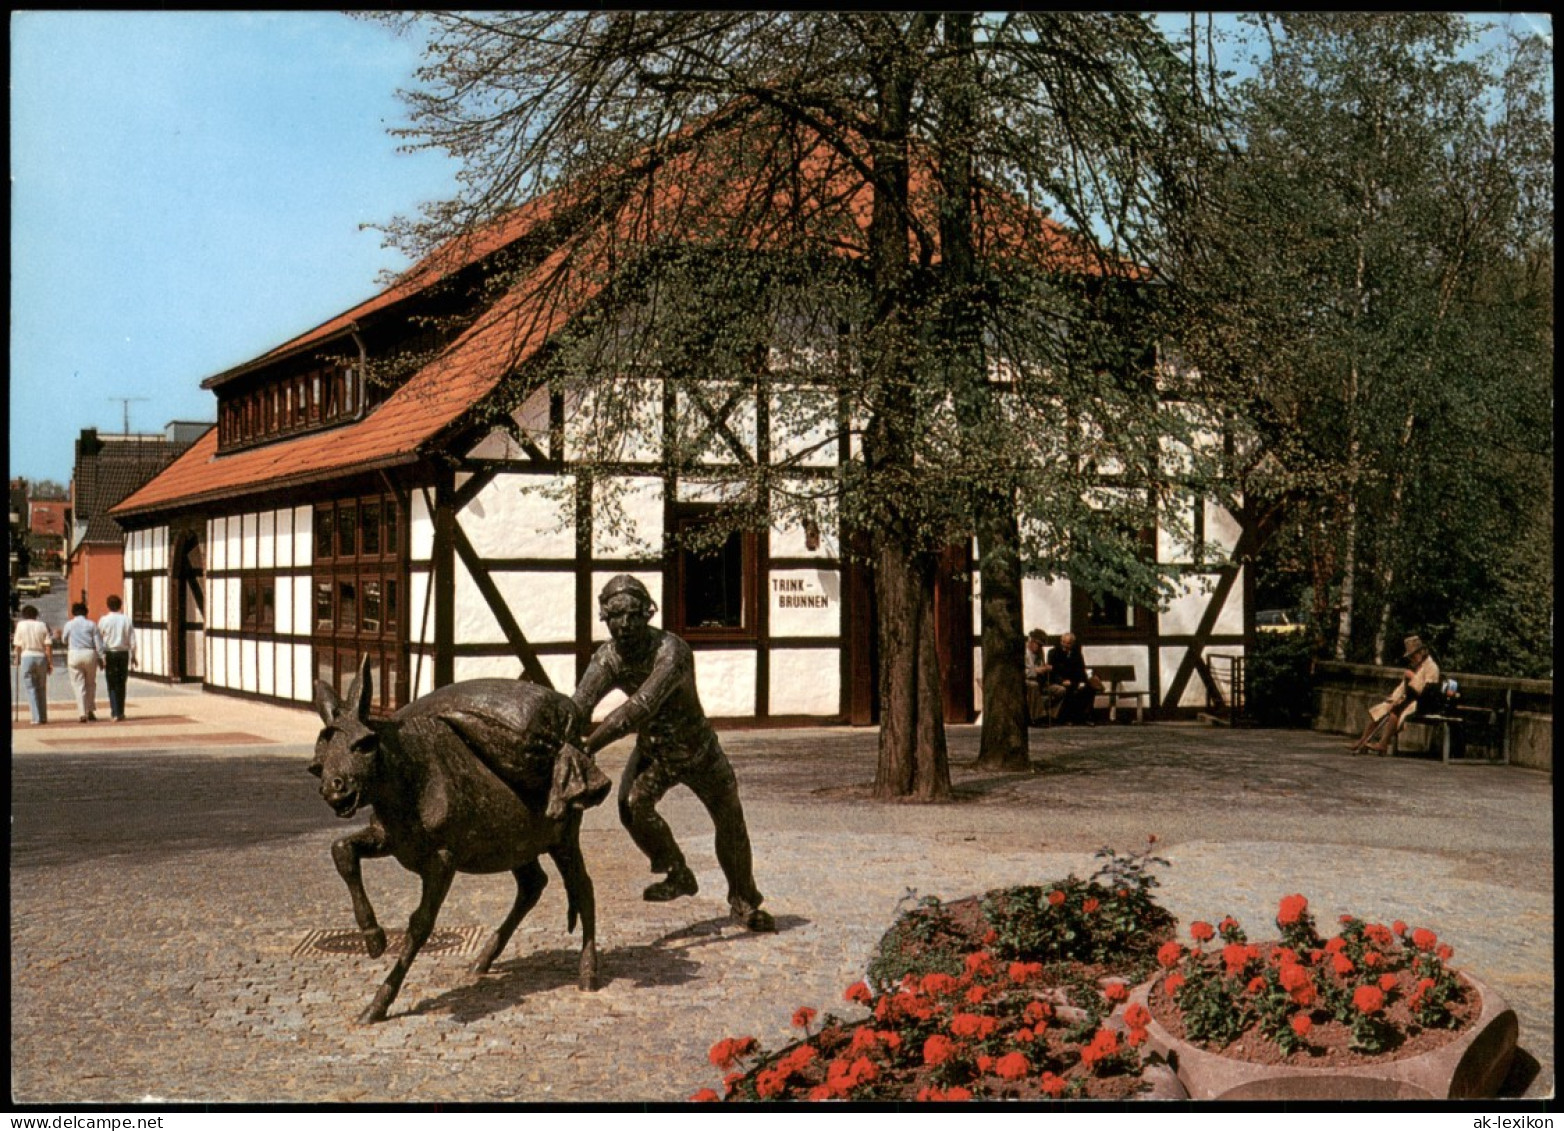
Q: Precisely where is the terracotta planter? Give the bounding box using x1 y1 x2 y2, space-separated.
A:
1130 972 1517 1101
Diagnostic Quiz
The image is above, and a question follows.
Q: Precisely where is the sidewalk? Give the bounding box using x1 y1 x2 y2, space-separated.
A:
9 692 1554 1103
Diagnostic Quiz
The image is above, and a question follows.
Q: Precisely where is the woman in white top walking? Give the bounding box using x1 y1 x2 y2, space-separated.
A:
11 604 54 724
61 602 104 722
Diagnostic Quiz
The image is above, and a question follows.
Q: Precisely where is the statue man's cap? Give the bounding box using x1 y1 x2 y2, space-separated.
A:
600 574 654 607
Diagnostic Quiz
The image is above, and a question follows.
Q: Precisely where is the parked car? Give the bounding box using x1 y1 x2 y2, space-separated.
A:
16 576 51 597
1256 609 1307 634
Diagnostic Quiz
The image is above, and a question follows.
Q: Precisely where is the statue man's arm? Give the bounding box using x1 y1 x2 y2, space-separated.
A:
581 637 689 755
570 651 617 751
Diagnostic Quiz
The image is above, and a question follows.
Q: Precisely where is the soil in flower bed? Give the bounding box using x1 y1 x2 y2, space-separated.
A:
1147 942 1480 1070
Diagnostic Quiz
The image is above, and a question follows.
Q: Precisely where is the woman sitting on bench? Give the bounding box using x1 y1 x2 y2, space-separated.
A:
1349 635 1441 755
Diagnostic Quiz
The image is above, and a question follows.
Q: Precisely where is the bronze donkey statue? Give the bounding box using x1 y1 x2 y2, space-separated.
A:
310 655 610 1023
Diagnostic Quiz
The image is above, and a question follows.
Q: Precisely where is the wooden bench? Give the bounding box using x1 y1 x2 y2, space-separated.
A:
1393 693 1511 764
1092 664 1149 724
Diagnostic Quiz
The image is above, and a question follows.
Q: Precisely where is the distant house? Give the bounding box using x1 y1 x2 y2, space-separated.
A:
66 424 207 625
113 151 1250 718
27 498 70 572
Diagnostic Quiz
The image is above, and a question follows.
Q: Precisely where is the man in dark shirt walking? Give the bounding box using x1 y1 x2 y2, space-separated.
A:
571 575 774 931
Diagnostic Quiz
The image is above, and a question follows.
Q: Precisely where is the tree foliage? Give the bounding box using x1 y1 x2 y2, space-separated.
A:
376 12 1224 790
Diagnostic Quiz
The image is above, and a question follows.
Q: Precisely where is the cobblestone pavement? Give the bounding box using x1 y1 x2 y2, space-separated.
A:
9 709 1553 1103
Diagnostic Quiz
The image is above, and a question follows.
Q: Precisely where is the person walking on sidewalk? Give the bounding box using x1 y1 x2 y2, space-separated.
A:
11 604 54 725
61 602 104 722
98 594 135 723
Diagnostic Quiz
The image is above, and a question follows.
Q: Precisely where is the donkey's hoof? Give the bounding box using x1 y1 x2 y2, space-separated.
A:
472 931 505 975
357 986 396 1025
363 927 388 959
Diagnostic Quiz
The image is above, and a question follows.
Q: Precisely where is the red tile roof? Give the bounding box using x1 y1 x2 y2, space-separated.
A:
115 127 1126 519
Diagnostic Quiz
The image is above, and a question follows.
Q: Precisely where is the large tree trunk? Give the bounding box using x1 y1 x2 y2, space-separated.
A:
974 506 1030 769
865 13 951 801
872 539 952 801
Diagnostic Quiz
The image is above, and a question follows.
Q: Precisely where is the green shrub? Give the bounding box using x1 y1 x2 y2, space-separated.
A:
1246 631 1316 727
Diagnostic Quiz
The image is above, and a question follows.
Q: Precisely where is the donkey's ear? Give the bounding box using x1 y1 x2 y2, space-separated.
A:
344 653 373 722
313 679 341 727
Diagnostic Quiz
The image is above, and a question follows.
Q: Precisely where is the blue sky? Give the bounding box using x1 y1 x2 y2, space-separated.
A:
9 12 1550 488
10 11 459 484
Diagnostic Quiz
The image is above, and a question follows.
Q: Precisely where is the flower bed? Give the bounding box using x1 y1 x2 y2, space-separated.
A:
1138 895 1517 1099
694 845 1179 1102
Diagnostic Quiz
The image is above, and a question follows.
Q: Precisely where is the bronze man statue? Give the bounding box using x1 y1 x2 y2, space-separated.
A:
571 574 775 932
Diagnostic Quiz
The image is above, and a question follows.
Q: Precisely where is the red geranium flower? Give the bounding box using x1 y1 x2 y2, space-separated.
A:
1126 1026 1148 1048
1279 963 1310 993
975 1053 995 1075
1024 1000 1053 1025
1411 928 1438 951
1324 936 1347 955
755 1067 789 1099
1363 951 1382 968
982 928 999 946
1308 948 1325 965
1219 915 1240 934
964 951 995 978
1223 943 1254 976
1103 981 1128 1003
965 985 988 1005
844 981 872 1005
1353 984 1385 1014
709 1036 758 1070
1009 961 1044 984
1039 1072 1066 1098
792 1007 818 1030
1437 944 1454 962
1163 972 1186 995
848 1027 878 1056
1332 953 1355 977
1157 941 1184 968
1378 973 1399 994
690 1088 720 1103
1047 889 1066 907
1392 920 1408 935
1190 920 1216 942
1124 1003 1152 1029
994 1051 1030 1081
1290 1013 1312 1038
1082 898 1100 914
921 972 959 997
950 1012 999 1041
1013 1026 1036 1044
1247 976 1265 994
779 1044 818 1074
944 1087 972 1102
876 1030 902 1052
1277 894 1308 925
923 1034 957 1067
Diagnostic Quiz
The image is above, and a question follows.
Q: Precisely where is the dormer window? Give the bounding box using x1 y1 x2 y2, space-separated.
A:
217 358 374 453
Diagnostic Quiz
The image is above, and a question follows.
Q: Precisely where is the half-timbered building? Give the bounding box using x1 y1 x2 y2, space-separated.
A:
113 176 1251 725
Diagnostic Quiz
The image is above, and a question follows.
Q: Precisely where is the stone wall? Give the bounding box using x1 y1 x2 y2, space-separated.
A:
1312 661 1552 774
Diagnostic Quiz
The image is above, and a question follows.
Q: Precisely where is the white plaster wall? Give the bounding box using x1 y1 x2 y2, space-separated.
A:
209 518 226 570
240 638 257 693
496 571 578 643
209 634 226 687
241 513 258 570
207 578 225 632
408 568 435 646
1021 577 1072 636
258 641 275 697
225 516 241 576
410 491 435 562
276 507 294 568
226 638 241 690
1081 645 1150 692
694 649 756 718
293 577 312 637
258 510 275 569
538 653 577 696
460 473 576 559
769 648 840 715
453 557 504 645
584 687 628 724
678 387 757 465
769 502 839 559
226 579 241 635
275 640 292 700
294 505 312 566
1156 572 1243 637
591 571 662 641
592 476 664 558
1208 500 1242 553
151 576 166 624
769 388 839 467
453 655 523 683
292 642 313 701
767 569 841 637
411 653 437 701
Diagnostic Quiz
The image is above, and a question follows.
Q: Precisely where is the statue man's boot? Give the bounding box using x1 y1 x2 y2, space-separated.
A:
729 895 775 933
643 863 699 902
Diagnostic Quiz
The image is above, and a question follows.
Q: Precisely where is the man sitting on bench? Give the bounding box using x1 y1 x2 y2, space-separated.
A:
1046 632 1103 726
1349 634 1441 755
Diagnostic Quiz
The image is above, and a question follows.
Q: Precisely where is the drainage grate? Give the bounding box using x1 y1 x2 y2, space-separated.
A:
294 925 486 958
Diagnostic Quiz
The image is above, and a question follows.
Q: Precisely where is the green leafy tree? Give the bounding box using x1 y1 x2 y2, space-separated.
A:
376 13 1216 794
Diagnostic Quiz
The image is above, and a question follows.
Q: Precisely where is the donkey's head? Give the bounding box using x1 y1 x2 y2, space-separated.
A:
309 654 381 819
